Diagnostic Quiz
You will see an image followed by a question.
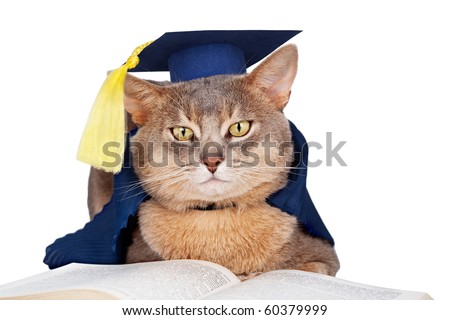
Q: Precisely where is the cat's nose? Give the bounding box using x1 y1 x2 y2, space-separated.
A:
203 156 224 174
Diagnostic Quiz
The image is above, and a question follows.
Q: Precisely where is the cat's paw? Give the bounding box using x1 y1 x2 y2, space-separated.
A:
237 272 262 281
299 262 336 276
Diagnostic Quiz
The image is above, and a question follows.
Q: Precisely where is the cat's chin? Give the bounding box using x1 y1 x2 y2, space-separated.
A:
195 177 233 199
199 176 230 185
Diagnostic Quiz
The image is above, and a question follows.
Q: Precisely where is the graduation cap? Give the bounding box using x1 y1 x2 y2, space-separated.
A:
44 30 335 269
77 30 301 173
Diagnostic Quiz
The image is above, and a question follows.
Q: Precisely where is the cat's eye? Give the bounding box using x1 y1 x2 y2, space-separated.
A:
172 127 194 141
229 121 251 137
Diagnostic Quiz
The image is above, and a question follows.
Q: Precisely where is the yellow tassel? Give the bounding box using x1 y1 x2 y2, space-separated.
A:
76 41 153 173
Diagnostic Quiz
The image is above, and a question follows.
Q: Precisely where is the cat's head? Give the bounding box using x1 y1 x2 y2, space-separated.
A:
124 44 298 211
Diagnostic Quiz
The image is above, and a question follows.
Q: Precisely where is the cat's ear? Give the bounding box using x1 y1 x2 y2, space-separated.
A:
247 44 298 110
124 74 167 126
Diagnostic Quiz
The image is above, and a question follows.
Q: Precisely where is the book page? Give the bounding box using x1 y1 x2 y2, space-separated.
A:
206 270 429 300
2 289 119 300
0 260 240 300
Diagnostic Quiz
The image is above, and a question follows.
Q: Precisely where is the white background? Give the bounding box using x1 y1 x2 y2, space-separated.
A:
0 0 449 302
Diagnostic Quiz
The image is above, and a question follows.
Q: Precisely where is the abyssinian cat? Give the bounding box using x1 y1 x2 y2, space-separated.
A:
89 44 339 278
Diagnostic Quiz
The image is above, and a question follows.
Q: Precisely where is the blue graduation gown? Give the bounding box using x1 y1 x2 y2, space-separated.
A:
44 121 334 269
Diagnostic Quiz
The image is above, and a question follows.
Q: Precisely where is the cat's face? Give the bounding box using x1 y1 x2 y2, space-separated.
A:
125 45 298 211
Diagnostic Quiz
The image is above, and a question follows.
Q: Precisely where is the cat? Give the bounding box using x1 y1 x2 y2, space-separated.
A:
89 44 340 278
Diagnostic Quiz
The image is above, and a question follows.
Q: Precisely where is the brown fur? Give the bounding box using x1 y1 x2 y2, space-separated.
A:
87 168 113 219
92 44 339 277
126 201 339 276
87 113 137 219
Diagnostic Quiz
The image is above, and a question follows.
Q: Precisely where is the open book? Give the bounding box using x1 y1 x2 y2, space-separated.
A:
0 260 431 300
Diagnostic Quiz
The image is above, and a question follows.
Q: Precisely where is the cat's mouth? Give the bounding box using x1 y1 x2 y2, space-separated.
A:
192 170 242 200
199 176 230 184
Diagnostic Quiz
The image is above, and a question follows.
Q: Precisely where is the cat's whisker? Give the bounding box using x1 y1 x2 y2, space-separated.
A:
161 176 188 188
234 170 274 185
114 179 144 189
118 180 151 193
119 174 173 190
139 173 179 184
116 183 149 195
118 187 145 199
139 168 188 182
146 174 189 194
232 168 306 185
119 190 150 202
115 184 143 194
117 170 189 195
122 178 179 200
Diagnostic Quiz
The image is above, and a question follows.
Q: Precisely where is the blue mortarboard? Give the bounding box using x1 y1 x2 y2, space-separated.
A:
133 30 301 82
45 30 334 269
